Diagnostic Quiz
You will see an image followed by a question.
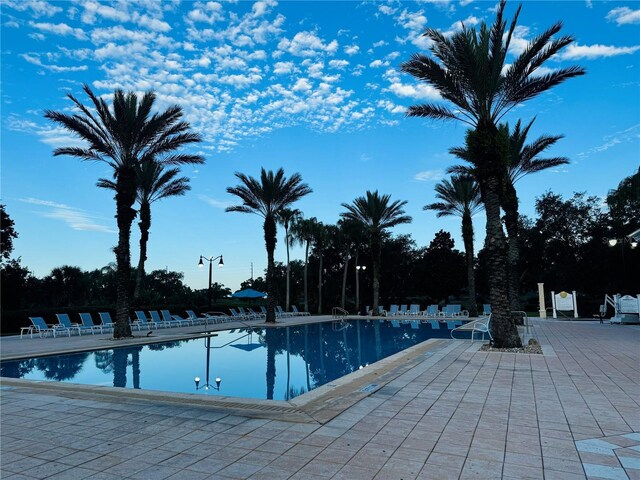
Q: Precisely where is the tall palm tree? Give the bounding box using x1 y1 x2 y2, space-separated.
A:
313 222 328 314
340 191 411 314
226 168 312 323
291 216 319 313
278 208 301 311
337 219 367 310
44 85 203 339
98 161 191 300
401 0 584 347
450 120 568 311
425 175 483 316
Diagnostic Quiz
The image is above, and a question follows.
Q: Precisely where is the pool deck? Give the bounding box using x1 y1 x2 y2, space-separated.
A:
1 317 639 479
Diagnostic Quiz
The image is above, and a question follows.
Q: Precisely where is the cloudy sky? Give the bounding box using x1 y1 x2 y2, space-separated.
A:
2 0 639 292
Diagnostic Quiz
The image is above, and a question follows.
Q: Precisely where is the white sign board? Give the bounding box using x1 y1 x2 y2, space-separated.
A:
554 291 575 311
619 295 639 314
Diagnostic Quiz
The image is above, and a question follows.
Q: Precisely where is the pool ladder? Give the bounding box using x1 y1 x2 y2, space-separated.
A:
332 307 348 319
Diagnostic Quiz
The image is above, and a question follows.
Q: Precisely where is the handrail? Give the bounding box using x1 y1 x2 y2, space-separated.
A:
511 310 530 334
332 307 349 319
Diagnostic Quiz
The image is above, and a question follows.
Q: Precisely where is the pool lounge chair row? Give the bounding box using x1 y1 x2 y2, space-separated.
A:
383 304 470 318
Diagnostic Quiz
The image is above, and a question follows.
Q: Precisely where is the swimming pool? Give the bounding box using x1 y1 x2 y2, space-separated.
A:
0 319 468 401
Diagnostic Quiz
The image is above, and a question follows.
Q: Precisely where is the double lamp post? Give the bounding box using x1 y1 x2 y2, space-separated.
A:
198 255 223 309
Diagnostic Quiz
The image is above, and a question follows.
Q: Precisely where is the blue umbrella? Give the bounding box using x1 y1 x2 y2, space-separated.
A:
231 288 267 299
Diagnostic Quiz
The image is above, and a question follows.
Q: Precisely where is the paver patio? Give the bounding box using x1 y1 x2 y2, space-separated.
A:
1 318 638 479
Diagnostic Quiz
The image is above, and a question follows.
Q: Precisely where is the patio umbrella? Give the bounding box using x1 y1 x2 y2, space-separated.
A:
231 288 267 299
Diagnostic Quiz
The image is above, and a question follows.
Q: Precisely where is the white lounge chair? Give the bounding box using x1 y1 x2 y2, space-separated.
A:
451 314 492 342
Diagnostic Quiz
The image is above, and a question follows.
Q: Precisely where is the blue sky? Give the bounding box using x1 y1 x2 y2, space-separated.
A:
2 0 639 292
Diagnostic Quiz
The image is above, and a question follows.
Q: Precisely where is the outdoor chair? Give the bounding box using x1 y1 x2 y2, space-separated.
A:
425 305 439 317
440 305 455 318
133 311 156 330
247 307 266 320
79 313 105 334
399 304 408 315
185 310 207 325
291 305 309 316
22 317 58 338
55 313 83 336
408 304 422 316
451 314 492 342
163 310 190 327
276 306 294 318
98 312 115 330
388 305 399 316
482 304 492 316
150 310 178 328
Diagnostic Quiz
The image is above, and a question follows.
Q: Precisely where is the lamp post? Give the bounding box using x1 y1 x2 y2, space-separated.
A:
356 264 366 314
198 255 224 309
194 335 221 392
604 237 638 292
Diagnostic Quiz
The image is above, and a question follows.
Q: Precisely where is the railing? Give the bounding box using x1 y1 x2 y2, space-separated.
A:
332 307 349 319
511 310 530 334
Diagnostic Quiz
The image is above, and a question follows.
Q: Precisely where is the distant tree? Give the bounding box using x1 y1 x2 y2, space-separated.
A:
607 168 640 233
278 208 301 311
99 161 191 300
144 269 191 305
290 216 320 313
341 191 412 314
45 84 204 338
401 0 585 346
1 260 31 310
0 204 18 262
421 231 466 304
425 175 483 316
226 168 312 323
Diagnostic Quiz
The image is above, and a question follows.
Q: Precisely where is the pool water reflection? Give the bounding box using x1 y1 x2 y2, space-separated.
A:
0 319 467 401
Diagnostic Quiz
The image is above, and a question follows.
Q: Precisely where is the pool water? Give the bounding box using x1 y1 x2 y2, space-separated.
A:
0 319 468 401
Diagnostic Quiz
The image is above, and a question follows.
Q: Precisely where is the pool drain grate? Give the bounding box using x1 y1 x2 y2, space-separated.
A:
360 383 379 393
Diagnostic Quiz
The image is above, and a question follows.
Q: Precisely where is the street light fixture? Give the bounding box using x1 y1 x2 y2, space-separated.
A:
195 335 221 392
604 236 638 292
355 264 366 315
198 255 224 309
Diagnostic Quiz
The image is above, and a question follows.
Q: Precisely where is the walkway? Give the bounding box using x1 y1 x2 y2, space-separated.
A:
1 319 638 479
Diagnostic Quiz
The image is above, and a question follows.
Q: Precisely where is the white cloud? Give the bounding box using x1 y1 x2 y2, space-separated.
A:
278 31 338 57
329 59 349 69
198 195 231 209
134 13 171 32
187 2 224 24
414 170 445 182
560 43 640 60
292 78 312 92
344 44 360 56
369 59 389 68
252 0 277 17
79 0 129 24
397 9 431 50
460 0 473 5
21 53 89 72
2 0 62 17
372 40 387 48
273 61 294 74
378 5 397 16
19 198 115 233
606 7 640 26
576 123 640 159
28 21 88 40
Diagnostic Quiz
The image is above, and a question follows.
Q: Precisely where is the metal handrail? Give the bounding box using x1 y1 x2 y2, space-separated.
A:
511 310 530 334
332 307 349 319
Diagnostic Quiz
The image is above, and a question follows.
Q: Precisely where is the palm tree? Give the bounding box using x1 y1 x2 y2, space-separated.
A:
98 161 191 300
337 219 367 310
313 222 328 314
340 191 411 314
291 216 319 313
401 0 584 346
424 175 483 316
226 168 312 323
44 85 203 338
450 120 568 311
278 208 301 311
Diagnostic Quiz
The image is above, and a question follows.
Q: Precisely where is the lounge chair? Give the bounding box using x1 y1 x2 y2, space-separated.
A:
162 310 189 327
291 305 309 316
55 313 82 336
229 308 250 321
276 306 294 318
388 305 399 316
425 305 439 317
98 312 115 330
247 307 266 320
238 307 258 320
440 305 455 318
133 311 156 330
22 317 58 338
482 304 492 316
399 304 408 315
79 313 105 334
149 310 178 328
408 304 422 316
184 310 207 325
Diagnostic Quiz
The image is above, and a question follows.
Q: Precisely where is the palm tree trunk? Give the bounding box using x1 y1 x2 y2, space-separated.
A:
341 251 349 309
266 328 276 399
285 227 291 311
371 234 381 314
134 201 151 301
114 167 136 339
503 182 522 312
480 175 521 348
317 253 323 314
461 210 478 317
264 216 277 323
303 240 309 313
355 250 360 313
